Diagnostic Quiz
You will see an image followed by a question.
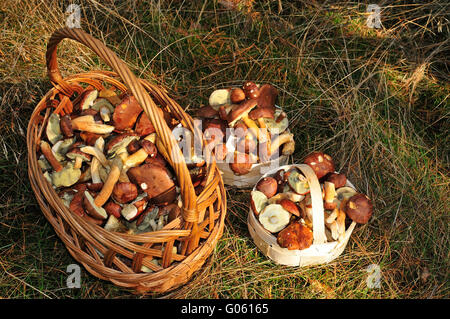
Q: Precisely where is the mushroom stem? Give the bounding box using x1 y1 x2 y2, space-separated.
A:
90 158 102 184
123 148 149 169
94 164 121 207
74 156 83 169
40 141 63 172
269 133 294 156
324 181 337 210
71 115 115 134
80 146 109 167
242 116 260 139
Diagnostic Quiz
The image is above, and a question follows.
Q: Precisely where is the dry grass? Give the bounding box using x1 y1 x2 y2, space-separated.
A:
0 0 448 299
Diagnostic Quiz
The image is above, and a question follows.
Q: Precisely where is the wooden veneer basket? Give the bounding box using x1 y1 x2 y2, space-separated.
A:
27 28 226 293
248 164 357 267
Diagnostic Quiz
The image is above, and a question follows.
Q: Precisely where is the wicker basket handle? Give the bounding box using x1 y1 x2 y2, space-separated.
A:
295 164 327 244
45 27 198 221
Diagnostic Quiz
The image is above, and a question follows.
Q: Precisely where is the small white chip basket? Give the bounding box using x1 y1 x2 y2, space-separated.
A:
247 164 357 266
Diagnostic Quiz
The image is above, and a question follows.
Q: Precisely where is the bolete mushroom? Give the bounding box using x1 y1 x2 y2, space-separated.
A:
344 193 373 224
46 113 63 145
278 199 301 217
287 169 310 195
135 112 156 136
79 89 99 111
229 152 254 176
209 88 231 110
258 204 291 233
242 81 259 99
104 201 122 219
250 190 269 216
127 163 175 199
326 172 347 189
277 221 313 250
40 140 63 172
195 105 220 119
112 182 138 204
71 115 115 134
256 177 278 198
230 88 246 104
60 114 73 138
94 158 122 207
51 162 81 188
256 84 278 109
112 95 143 130
227 99 259 129
66 148 92 169
303 151 335 179
83 191 108 220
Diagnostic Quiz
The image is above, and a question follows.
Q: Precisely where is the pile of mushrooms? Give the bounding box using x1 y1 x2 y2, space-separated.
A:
37 87 205 238
194 81 295 176
250 151 373 250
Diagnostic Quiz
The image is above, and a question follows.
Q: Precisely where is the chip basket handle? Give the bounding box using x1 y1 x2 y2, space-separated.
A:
294 164 327 244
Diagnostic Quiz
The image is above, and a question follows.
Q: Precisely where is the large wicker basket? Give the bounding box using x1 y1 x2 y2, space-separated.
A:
27 28 226 293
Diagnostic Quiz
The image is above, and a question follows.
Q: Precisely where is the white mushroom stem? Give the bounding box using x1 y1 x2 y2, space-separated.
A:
99 106 111 122
94 164 121 207
325 208 339 224
270 133 294 156
327 220 339 240
71 115 115 134
80 145 109 167
90 157 102 184
143 133 156 143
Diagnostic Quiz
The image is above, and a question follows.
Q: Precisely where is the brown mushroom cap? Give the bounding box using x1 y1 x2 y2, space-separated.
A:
278 199 301 217
256 177 278 198
135 112 156 136
127 163 175 199
104 201 122 218
243 81 259 99
196 105 220 119
325 172 347 189
113 95 143 130
140 140 158 157
60 114 74 138
83 191 108 220
229 152 254 176
256 84 278 109
105 132 139 154
230 88 246 104
69 192 85 217
150 185 177 205
227 99 258 126
277 221 313 250
112 182 138 204
344 193 373 224
248 107 275 121
303 151 335 179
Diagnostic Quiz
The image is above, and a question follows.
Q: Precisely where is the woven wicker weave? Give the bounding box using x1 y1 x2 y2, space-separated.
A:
26 28 226 293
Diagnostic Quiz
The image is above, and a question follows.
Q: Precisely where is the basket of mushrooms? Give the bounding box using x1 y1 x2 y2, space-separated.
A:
194 81 295 188
247 152 373 266
27 28 227 293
